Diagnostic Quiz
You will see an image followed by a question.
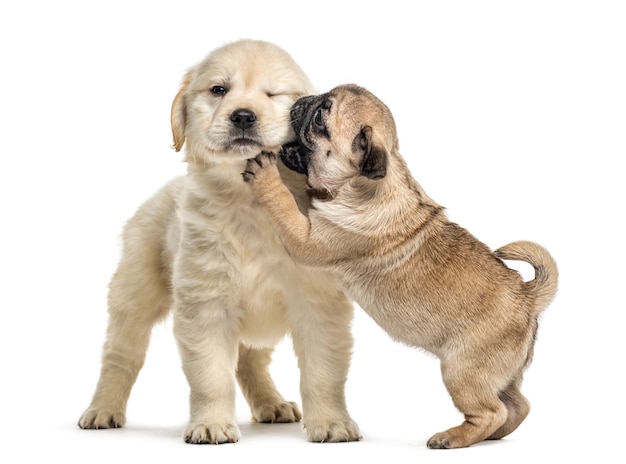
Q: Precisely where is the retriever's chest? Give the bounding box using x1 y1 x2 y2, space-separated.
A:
226 192 287 260
188 168 312 277
222 192 299 345
178 178 299 345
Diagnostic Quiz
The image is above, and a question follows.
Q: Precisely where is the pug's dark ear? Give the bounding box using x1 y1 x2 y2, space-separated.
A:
353 126 387 179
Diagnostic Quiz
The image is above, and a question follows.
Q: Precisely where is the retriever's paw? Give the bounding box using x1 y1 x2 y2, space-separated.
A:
78 408 126 429
253 401 302 423
242 151 279 184
184 422 241 444
305 418 362 443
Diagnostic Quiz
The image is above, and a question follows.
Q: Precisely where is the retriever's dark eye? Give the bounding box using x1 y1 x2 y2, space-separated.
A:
211 86 227 96
314 108 323 127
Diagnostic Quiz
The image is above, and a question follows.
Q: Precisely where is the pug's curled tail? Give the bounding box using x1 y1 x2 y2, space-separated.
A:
495 240 558 316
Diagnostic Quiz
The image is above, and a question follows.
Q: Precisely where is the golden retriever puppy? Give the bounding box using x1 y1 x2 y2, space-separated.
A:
243 84 558 449
78 40 360 445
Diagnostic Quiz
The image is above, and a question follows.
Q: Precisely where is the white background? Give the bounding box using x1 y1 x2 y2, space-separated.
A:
1 1 624 463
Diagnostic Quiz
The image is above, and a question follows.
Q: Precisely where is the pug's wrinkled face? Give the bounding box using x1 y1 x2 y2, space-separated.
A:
282 84 390 199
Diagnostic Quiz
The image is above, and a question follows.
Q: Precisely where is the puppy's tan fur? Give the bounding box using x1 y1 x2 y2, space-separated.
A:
244 84 558 449
78 41 360 444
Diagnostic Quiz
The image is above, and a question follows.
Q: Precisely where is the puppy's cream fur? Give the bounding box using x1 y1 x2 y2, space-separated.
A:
78 40 360 444
244 84 558 449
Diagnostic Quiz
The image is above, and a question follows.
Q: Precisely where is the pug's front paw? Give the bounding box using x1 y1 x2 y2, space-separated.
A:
242 151 279 185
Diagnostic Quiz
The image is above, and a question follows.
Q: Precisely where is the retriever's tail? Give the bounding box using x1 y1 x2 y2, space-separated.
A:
495 240 558 316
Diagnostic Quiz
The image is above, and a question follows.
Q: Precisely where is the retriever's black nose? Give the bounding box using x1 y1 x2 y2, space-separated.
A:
230 109 256 130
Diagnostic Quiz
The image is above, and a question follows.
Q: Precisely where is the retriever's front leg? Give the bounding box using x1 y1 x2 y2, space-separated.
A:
243 152 323 267
173 224 242 444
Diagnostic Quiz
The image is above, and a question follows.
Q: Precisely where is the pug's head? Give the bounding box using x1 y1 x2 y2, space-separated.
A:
281 84 398 200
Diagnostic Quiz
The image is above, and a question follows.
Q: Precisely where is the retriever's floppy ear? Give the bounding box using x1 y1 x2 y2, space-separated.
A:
353 125 387 179
171 76 190 152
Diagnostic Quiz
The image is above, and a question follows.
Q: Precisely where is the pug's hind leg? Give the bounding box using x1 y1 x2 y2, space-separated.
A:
428 361 508 449
236 345 302 423
487 377 530 440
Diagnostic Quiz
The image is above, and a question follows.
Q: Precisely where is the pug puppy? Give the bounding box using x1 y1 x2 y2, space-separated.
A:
242 84 558 449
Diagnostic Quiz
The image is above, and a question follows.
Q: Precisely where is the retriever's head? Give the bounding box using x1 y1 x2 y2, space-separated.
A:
171 39 314 166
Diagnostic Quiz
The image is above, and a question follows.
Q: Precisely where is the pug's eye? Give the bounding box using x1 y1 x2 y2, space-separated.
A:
314 108 324 127
211 86 227 96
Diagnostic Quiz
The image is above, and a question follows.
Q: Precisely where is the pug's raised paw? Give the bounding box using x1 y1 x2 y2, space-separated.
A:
242 151 279 184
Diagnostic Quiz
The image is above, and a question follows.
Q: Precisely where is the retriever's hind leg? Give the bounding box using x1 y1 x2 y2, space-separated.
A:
236 345 302 423
78 256 171 429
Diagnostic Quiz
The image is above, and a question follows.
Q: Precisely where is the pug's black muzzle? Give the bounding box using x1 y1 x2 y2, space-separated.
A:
290 94 318 138
280 94 326 175
279 141 309 175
